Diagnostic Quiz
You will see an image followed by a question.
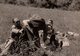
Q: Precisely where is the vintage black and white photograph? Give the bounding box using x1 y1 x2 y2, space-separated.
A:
0 0 80 56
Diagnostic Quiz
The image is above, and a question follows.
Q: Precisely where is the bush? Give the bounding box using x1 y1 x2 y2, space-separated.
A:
0 0 80 11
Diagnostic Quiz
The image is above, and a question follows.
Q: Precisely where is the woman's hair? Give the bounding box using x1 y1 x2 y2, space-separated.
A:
12 18 20 23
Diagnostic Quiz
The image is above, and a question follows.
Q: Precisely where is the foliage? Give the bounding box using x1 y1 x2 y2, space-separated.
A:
0 0 80 10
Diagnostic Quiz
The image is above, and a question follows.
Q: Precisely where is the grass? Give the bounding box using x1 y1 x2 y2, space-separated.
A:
0 4 80 56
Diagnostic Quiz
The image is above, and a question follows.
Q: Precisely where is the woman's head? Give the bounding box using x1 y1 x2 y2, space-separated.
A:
12 18 21 27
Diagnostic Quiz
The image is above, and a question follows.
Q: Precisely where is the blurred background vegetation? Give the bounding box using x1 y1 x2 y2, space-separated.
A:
0 0 80 10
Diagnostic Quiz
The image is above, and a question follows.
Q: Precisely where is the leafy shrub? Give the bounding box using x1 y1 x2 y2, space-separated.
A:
0 0 80 11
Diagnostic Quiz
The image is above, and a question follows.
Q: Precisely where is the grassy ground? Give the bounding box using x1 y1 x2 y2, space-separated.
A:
0 4 80 56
